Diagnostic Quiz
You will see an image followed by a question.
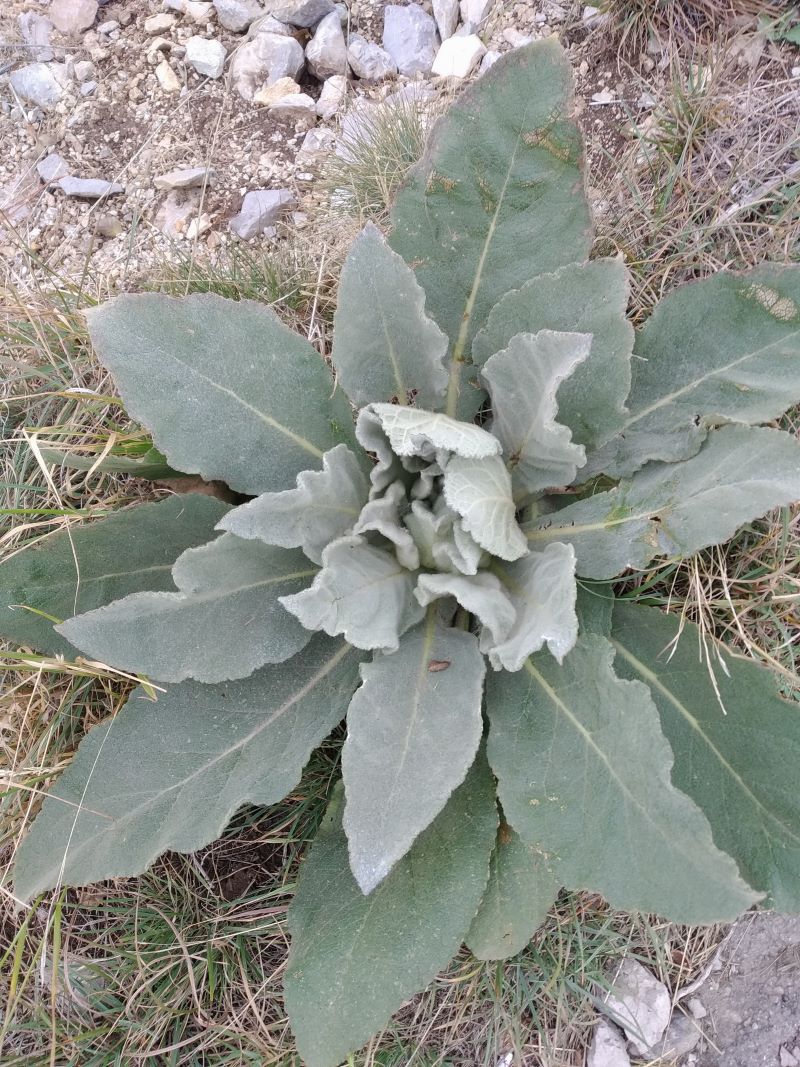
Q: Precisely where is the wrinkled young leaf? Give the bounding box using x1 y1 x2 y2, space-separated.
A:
0 495 228 658
389 39 592 417
279 536 423 653
472 258 634 449
59 536 315 682
352 480 420 570
586 264 800 476
404 500 486 576
332 222 449 409
13 636 362 901
85 293 356 495
342 620 485 893
284 757 498 1067
366 403 501 459
487 634 760 921
467 826 559 961
611 603 800 910
526 425 800 579
487 543 578 669
482 330 591 493
443 454 527 561
415 571 515 648
39 444 184 480
218 445 368 565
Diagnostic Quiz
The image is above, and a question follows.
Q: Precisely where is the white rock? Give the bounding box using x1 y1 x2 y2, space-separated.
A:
591 88 616 105
583 5 610 28
459 0 494 32
305 10 347 79
156 59 182 91
186 0 215 19
185 35 227 77
316 73 346 118
587 1020 631 1067
382 4 438 76
57 176 125 198
156 190 200 237
432 0 459 40
80 80 97 95
97 20 120 35
268 92 317 120
49 0 99 34
186 213 212 240
37 152 71 183
502 27 533 48
229 188 296 238
603 960 670 1058
686 997 707 1020
9 63 64 107
635 1014 701 1061
479 49 500 73
144 13 177 33
154 166 215 190
347 34 397 81
253 76 301 104
249 13 293 34
296 126 335 164
19 13 54 61
543 0 566 22
230 32 304 98
432 33 484 78
73 59 95 81
213 0 263 32
264 0 335 28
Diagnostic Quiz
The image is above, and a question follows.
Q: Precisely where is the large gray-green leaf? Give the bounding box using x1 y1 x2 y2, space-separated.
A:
366 403 501 460
389 39 592 419
487 634 759 921
585 265 800 476
611 603 800 910
443 454 527 561
13 635 361 901
217 444 368 564
58 535 315 682
472 258 634 448
415 572 515 648
284 756 498 1067
332 222 449 409
0 495 228 658
85 293 355 495
342 620 485 893
279 535 423 652
467 826 559 961
525 425 800 579
488 543 578 669
482 331 591 494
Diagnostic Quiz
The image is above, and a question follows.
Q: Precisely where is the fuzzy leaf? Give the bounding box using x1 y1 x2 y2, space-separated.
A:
404 500 485 576
279 536 423 652
482 330 591 493
332 222 449 409
365 403 501 460
352 480 420 569
58 536 315 682
525 425 800 579
611 603 800 910
443 454 527 561
0 495 229 658
342 620 485 893
472 258 634 448
487 634 760 921
284 756 498 1067
586 265 800 476
467 826 559 961
389 39 592 418
415 572 515 649
85 293 356 495
217 444 368 565
13 636 362 901
488 543 578 669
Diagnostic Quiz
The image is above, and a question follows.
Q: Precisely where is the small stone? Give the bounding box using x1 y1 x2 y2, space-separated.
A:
432 0 459 40
305 10 347 79
154 166 215 190
186 213 212 239
781 1048 800 1067
156 190 200 237
502 27 533 48
382 4 438 76
316 73 345 118
147 36 173 60
57 176 125 199
230 32 304 99
184 0 215 20
253 76 301 105
97 19 119 34
185 36 227 78
459 0 495 33
432 33 485 78
263 0 335 28
80 79 98 94
249 13 293 34
347 34 397 81
268 92 317 120
9 63 64 108
94 213 124 238
213 0 264 32
156 59 182 91
49 0 99 34
296 126 335 165
479 49 500 74
229 188 296 239
145 13 177 34
583 5 610 28
73 59 95 81
587 1020 631 1067
19 13 54 61
37 152 71 183
603 960 670 1058
634 1013 701 1062
686 997 707 1020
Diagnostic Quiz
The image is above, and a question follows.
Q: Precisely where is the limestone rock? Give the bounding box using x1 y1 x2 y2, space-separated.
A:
57 176 125 199
213 0 264 32
73 60 95 81
305 10 347 79
144 13 177 34
431 33 484 78
253 76 301 105
479 49 500 73
382 4 438 76
156 59 182 92
229 188 296 238
154 167 215 190
459 0 495 32
49 0 99 34
184 1 215 20
248 13 293 34
185 36 227 77
230 32 304 99
9 63 64 108
18 13 54 61
432 0 459 41
347 34 397 81
587 1021 631 1067
604 960 670 1058
633 1013 701 1062
296 126 335 165
37 153 71 183
156 190 200 238
263 0 335 28
316 73 346 118
268 92 317 120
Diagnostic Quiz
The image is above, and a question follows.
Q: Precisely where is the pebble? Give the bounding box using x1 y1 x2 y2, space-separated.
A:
37 152 71 183
587 1020 631 1067
213 0 264 33
268 93 317 120
73 59 95 81
57 176 125 199
382 4 438 76
230 32 305 99
480 49 500 74
253 77 302 105
156 59 182 92
316 73 346 118
459 0 495 33
305 10 348 80
347 34 397 81
503 27 533 48
9 63 64 108
603 960 671 1058
432 33 485 78
185 36 227 78
687 997 707 1020
229 188 296 239
80 80 98 95
432 0 459 41
144 13 177 34
156 190 200 237
154 166 215 190
94 213 124 238
49 0 99 34
634 1013 701 1061
264 0 335 28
